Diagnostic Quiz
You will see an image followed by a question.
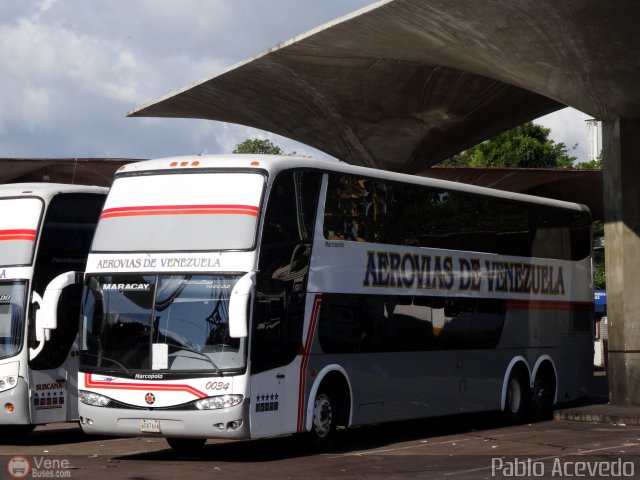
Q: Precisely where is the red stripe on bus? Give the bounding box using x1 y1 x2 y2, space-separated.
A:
100 204 258 219
84 373 207 399
507 300 593 311
0 229 37 234
0 235 36 241
0 229 36 241
297 295 323 433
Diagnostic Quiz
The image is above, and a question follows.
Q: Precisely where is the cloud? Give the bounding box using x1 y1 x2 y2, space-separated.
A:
0 0 374 159
1 13 144 136
0 0 597 165
536 107 597 163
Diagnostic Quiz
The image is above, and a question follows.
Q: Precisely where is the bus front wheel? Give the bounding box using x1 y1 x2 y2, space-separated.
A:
504 368 528 424
308 388 336 449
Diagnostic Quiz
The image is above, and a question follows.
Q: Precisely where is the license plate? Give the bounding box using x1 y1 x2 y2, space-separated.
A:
140 419 161 433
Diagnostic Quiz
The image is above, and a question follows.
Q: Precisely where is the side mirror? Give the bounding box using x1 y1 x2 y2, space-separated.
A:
29 271 81 361
30 293 45 360
41 271 81 331
229 272 256 338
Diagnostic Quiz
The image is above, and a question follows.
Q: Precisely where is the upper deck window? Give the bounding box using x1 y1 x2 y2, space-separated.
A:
92 172 265 252
323 174 591 261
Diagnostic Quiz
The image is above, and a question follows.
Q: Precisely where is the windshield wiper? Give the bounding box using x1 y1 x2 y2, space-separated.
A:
81 352 132 376
167 343 221 374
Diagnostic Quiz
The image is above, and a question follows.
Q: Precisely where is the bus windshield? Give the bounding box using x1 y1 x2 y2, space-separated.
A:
91 172 265 252
80 274 245 374
0 198 42 266
0 282 27 360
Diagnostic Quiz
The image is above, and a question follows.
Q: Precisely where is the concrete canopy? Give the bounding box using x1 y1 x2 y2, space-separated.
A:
129 0 640 173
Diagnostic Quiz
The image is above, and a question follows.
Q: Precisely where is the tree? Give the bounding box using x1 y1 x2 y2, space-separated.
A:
438 122 576 168
233 138 283 155
575 152 602 169
592 220 606 290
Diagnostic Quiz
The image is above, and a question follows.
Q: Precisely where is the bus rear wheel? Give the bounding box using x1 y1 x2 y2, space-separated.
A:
504 368 528 424
529 372 555 421
166 437 206 455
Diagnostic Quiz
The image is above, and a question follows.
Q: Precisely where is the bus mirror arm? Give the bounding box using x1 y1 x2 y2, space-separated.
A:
229 271 256 338
30 292 45 360
30 271 81 361
41 271 82 332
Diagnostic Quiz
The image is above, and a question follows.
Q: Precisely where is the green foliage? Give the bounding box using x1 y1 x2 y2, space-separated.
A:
233 138 283 155
438 122 576 168
592 219 604 238
575 152 602 169
592 220 606 290
593 251 606 290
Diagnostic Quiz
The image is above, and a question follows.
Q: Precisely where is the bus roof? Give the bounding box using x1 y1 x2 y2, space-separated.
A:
116 155 590 214
0 183 108 201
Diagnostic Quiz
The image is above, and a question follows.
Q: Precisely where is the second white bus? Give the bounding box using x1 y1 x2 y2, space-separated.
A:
0 183 107 437
77 155 593 451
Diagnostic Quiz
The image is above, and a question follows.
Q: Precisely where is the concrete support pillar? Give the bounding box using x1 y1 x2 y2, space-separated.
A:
602 117 640 406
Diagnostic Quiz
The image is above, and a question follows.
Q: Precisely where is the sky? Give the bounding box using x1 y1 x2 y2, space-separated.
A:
0 0 598 163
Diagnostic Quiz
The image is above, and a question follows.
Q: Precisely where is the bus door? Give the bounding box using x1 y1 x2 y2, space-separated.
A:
249 368 288 437
249 291 290 437
249 246 311 438
28 355 77 425
28 283 82 424
28 191 106 424
249 169 320 437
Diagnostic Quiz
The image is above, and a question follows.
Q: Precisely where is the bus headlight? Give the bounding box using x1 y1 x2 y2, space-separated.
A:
0 375 18 392
195 394 244 410
79 390 111 407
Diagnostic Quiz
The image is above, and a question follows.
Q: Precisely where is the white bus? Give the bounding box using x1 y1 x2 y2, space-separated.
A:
0 183 107 437
78 155 593 452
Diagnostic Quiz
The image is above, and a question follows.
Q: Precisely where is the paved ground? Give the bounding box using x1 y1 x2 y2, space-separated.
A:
2 370 640 480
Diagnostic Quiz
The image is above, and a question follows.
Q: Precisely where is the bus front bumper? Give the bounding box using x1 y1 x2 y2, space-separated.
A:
79 399 251 440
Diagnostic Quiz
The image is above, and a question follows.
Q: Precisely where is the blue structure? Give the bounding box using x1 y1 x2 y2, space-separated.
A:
595 290 607 315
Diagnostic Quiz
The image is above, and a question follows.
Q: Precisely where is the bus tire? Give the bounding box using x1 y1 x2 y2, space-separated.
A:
503 367 529 424
166 437 206 455
529 369 556 421
308 387 337 450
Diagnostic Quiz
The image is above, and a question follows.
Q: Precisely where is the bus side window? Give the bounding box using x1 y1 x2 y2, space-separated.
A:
252 170 321 374
323 176 388 243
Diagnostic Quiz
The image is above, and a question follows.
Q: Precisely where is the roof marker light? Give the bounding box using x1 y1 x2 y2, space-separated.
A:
170 161 178 167
180 161 188 167
192 161 200 166
250 161 260 166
